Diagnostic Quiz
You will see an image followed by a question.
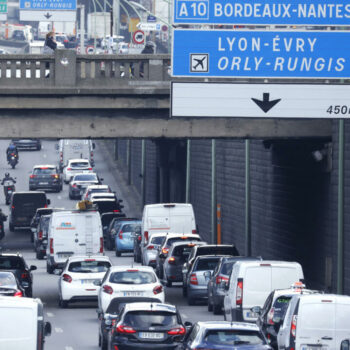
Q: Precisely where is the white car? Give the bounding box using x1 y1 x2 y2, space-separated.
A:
97 266 165 313
90 192 117 201
142 232 167 267
58 255 112 308
82 185 112 200
63 159 93 183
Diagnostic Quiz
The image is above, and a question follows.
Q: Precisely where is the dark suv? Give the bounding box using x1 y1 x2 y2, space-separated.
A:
34 215 51 260
0 253 37 297
29 165 62 192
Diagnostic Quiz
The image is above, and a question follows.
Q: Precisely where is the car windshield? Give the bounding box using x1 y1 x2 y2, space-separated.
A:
70 162 90 168
0 257 25 270
195 258 220 271
68 260 111 273
109 270 156 284
33 168 56 175
74 174 97 181
203 330 265 346
0 272 16 287
151 236 166 245
271 296 293 321
124 311 177 328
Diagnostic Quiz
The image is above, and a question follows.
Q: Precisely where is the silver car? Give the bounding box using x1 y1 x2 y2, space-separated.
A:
142 232 167 267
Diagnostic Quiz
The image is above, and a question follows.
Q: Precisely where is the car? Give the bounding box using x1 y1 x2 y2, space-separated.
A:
114 220 141 257
68 173 102 199
82 184 112 201
142 232 168 268
105 217 138 250
0 271 25 297
0 253 37 297
180 321 271 350
154 233 202 279
133 226 142 263
97 266 165 314
107 302 188 350
207 256 263 315
162 241 207 287
58 255 112 308
11 138 41 150
91 197 123 216
101 212 126 242
33 214 51 260
255 283 319 349
12 30 26 41
118 41 129 54
63 159 93 183
29 165 62 192
184 255 222 305
90 192 117 201
98 296 160 350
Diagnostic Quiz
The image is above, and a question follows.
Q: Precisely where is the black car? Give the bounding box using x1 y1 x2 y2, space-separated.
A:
34 215 51 260
29 165 62 192
0 253 37 297
11 139 41 150
30 207 56 242
107 302 189 350
207 256 262 314
133 226 142 263
101 212 126 241
0 271 26 297
92 198 124 216
99 297 160 350
105 217 139 250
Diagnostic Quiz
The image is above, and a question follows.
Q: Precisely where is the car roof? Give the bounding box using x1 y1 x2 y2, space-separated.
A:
90 193 115 198
66 255 111 263
68 159 90 163
235 260 301 268
197 321 260 331
73 173 97 177
194 255 227 260
109 266 154 273
164 233 200 240
0 253 23 258
170 241 206 248
123 302 177 313
33 165 56 169
87 185 109 190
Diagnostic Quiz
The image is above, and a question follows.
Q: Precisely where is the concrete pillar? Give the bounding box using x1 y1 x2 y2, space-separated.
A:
149 59 163 80
54 49 77 87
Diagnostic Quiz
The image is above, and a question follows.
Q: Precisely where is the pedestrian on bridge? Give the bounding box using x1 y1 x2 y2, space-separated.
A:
43 32 57 77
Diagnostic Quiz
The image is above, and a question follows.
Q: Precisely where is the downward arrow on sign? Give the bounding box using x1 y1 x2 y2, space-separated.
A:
251 93 281 113
44 12 52 19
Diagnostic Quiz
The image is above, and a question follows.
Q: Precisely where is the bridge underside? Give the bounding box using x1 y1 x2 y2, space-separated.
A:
0 110 331 139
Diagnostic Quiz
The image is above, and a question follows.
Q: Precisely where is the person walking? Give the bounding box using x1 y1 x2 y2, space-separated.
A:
43 31 57 77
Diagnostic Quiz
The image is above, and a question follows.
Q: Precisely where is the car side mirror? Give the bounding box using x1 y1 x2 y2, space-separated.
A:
47 199 51 205
184 321 192 328
159 253 166 259
92 143 96 149
100 178 104 182
53 269 62 275
30 265 37 271
44 322 52 336
119 199 123 203
93 280 102 286
251 306 261 315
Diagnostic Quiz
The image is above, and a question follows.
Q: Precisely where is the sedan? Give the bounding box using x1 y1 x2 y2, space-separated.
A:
11 138 41 150
0 271 25 297
63 159 93 184
68 173 102 200
97 266 165 314
29 165 62 192
58 255 112 308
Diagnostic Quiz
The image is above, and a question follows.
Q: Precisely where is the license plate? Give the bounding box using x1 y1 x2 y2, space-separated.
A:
123 291 143 297
302 347 328 350
81 279 99 284
58 253 72 258
39 182 49 185
246 311 259 318
139 332 164 339
17 217 26 222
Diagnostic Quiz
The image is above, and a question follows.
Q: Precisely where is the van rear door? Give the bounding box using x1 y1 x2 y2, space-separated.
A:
53 214 77 261
335 297 350 348
271 265 303 290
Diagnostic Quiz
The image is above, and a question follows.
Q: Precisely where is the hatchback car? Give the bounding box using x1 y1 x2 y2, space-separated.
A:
69 173 102 199
108 302 187 350
142 232 167 268
97 266 165 313
11 139 41 150
58 255 112 308
101 212 126 242
105 217 139 250
29 165 62 192
0 271 25 297
0 253 37 297
33 214 51 260
82 184 112 200
114 220 142 257
91 197 123 216
181 321 271 350
63 158 93 183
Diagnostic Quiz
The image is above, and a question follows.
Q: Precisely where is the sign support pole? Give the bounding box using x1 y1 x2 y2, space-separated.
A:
211 139 217 244
185 139 191 203
245 139 251 256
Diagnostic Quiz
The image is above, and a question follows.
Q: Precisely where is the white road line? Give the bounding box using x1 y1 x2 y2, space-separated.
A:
182 313 188 319
58 195 62 200
65 347 74 350
46 312 54 317
55 327 63 333
43 154 47 158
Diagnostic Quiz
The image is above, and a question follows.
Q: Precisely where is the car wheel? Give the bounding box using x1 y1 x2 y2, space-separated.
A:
136 254 141 263
208 299 213 312
165 280 172 288
46 262 54 274
115 248 121 257
213 302 222 315
182 286 187 297
9 223 14 232
36 251 44 260
59 298 68 308
26 287 33 298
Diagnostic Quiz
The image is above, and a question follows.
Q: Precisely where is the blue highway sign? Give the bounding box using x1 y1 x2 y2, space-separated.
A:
20 0 76 10
173 0 350 25
172 30 350 78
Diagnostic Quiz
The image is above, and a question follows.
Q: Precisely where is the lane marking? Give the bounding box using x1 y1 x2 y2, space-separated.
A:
46 312 54 317
43 154 47 158
55 327 63 333
65 347 74 350
182 313 188 319
58 195 62 200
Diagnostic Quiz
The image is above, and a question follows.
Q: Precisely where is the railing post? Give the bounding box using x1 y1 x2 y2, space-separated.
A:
55 49 77 87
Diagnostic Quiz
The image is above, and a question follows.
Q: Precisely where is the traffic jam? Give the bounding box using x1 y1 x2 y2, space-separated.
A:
0 138 348 350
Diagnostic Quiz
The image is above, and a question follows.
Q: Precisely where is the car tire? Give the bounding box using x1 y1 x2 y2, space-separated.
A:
182 286 187 297
213 303 222 315
9 223 14 232
69 192 73 200
115 248 121 257
59 298 68 308
165 280 172 288
46 262 54 274
136 254 141 263
26 287 33 298
208 299 213 312
36 251 44 260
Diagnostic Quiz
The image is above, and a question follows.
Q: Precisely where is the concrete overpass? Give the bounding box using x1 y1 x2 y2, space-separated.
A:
0 49 331 139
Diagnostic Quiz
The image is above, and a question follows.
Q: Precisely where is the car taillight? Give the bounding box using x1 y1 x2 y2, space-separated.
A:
62 274 72 283
144 231 148 242
190 273 198 285
216 275 228 285
116 325 136 334
167 326 185 335
192 229 197 233
72 183 77 188
147 245 154 250
113 346 119 350
168 257 176 264
267 307 275 325
236 279 243 306
162 247 169 255
14 290 23 297
67 168 72 170
7 187 12 190
30 175 36 179
21 272 28 279
103 285 113 294
100 237 104 253
291 315 297 337
118 231 123 239
11 205 14 209
38 231 43 240
153 285 163 295
64 39 68 43
113 210 120 212
50 238 54 254
88 167 92 170
51 174 59 179
137 235 141 241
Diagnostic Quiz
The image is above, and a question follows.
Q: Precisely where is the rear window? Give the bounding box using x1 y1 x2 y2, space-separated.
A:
203 330 265 346
70 161 90 168
12 193 47 207
151 236 166 245
109 271 156 284
173 245 194 257
167 237 200 247
0 272 16 287
74 174 97 181
33 168 56 175
68 260 111 273
195 258 220 271
221 262 234 276
0 257 25 270
197 246 238 256
121 224 140 232
271 296 292 321
124 311 177 327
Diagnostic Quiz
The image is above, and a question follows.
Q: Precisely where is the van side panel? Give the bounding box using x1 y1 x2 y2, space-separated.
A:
335 302 350 348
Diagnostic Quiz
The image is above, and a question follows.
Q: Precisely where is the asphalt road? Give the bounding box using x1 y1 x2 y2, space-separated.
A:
0 139 222 350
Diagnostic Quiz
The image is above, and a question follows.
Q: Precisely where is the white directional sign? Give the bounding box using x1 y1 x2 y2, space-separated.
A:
138 22 161 31
171 83 350 119
20 10 76 21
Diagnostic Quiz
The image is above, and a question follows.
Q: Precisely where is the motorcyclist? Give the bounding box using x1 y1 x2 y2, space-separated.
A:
6 143 19 163
1 173 16 197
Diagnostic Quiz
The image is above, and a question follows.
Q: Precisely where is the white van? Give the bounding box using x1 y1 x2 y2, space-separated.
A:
57 139 95 171
223 260 304 323
278 293 350 350
46 210 103 274
0 297 51 350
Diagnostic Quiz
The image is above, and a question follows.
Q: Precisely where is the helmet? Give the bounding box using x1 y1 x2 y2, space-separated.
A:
5 173 9 177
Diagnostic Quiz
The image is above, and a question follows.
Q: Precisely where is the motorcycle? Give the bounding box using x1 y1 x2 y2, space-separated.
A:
3 179 16 205
8 153 18 169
